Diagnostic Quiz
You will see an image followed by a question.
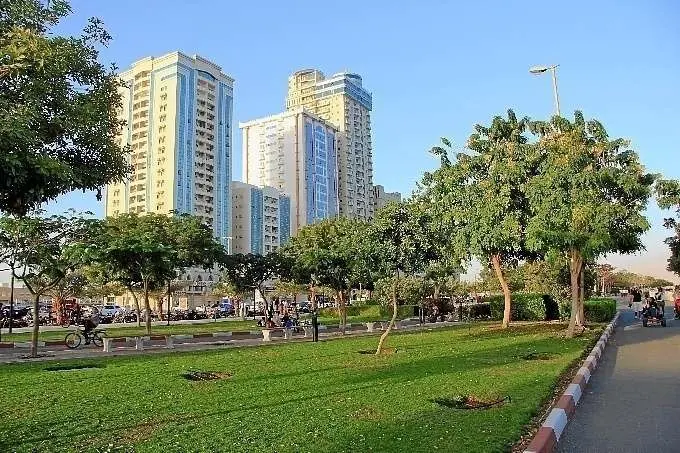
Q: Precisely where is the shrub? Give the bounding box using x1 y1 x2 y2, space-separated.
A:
487 293 546 321
467 303 491 319
584 298 616 322
379 304 417 320
558 298 616 323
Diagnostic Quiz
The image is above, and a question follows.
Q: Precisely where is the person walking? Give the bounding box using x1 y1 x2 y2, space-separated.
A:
632 288 643 319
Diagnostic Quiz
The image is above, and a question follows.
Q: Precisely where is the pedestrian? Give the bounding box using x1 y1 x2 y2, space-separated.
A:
655 287 666 316
632 288 643 319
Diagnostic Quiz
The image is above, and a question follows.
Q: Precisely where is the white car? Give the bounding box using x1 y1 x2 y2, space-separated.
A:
100 304 123 317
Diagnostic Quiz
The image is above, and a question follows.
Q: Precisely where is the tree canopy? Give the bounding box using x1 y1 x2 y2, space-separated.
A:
420 109 535 328
0 0 129 216
78 213 224 333
0 213 95 355
528 112 655 335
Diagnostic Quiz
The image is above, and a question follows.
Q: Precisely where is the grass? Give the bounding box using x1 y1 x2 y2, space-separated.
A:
0 305 393 343
0 323 600 452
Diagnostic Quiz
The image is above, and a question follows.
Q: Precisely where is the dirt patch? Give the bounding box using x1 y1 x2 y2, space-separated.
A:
522 352 554 361
432 395 511 410
44 363 106 372
350 405 384 421
182 370 232 381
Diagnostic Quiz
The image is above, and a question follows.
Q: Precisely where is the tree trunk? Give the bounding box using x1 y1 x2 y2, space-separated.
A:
143 279 151 335
491 254 512 329
337 290 347 335
577 262 586 326
128 288 141 327
8 272 14 333
376 269 399 354
310 286 317 311
30 294 40 358
567 249 584 337
156 297 164 321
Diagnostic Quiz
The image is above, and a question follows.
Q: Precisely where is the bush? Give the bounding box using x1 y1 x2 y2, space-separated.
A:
559 297 616 323
318 305 363 318
487 293 546 321
584 298 616 322
379 304 417 320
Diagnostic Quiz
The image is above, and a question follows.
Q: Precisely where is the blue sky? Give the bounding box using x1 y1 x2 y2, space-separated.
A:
46 0 680 281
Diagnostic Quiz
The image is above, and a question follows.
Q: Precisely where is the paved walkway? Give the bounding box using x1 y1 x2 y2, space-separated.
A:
0 319 462 364
557 301 680 453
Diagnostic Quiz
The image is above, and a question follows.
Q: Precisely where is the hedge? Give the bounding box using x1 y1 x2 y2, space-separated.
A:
559 297 616 323
584 298 617 322
487 293 546 321
379 304 417 320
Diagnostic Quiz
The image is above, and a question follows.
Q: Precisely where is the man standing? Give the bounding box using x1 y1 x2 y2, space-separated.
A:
655 287 666 317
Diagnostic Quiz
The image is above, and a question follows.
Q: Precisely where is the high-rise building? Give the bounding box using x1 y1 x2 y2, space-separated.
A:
240 107 339 233
373 185 402 212
105 51 234 250
231 182 291 255
286 69 374 220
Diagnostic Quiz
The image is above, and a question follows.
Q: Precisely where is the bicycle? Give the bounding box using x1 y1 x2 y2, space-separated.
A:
64 328 107 349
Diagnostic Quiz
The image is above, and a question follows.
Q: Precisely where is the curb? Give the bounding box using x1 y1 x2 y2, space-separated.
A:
524 312 620 453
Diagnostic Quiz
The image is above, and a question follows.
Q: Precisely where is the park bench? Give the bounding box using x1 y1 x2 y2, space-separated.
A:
365 320 402 332
260 323 324 342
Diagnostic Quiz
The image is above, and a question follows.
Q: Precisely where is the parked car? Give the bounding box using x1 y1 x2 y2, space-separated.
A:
100 304 123 317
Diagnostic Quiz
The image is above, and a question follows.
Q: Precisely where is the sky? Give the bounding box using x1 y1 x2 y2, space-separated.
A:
38 0 680 282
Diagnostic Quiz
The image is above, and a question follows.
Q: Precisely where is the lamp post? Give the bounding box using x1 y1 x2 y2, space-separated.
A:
529 64 560 116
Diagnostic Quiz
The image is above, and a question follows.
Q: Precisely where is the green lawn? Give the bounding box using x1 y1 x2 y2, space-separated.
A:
0 306 390 343
0 324 599 452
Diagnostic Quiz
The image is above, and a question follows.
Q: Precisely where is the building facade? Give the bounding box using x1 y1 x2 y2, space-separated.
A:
240 108 338 233
231 182 291 255
105 52 234 250
373 185 402 212
286 69 374 220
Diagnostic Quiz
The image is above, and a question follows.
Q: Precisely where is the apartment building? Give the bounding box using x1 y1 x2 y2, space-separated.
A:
373 185 402 212
105 51 234 250
231 182 291 255
286 69 374 220
240 108 339 233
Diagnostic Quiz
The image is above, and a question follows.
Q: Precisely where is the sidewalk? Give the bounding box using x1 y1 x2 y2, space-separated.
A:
557 302 680 453
0 319 464 364
1 315 246 335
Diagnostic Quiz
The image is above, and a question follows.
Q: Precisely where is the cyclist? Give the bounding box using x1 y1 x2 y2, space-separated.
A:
83 307 101 344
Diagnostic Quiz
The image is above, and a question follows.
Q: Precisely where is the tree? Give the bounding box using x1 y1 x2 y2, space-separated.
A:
421 110 535 328
219 253 282 320
0 214 94 356
0 0 130 216
594 264 615 294
370 202 434 354
656 179 680 278
280 218 375 333
527 112 655 336
79 213 224 334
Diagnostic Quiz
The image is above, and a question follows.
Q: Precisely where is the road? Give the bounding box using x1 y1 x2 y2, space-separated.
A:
557 300 680 453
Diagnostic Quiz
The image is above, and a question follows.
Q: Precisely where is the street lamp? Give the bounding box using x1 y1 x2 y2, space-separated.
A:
529 64 560 116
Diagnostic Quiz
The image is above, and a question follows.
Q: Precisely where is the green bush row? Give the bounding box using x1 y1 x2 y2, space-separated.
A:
317 304 417 320
584 297 617 322
379 304 418 320
487 293 547 321
557 297 617 323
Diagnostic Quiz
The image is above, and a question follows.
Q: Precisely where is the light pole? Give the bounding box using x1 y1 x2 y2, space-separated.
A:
529 64 560 116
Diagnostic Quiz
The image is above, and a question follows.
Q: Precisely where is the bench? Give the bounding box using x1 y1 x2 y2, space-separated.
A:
261 324 318 341
366 320 401 332
103 335 166 352
261 327 293 342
